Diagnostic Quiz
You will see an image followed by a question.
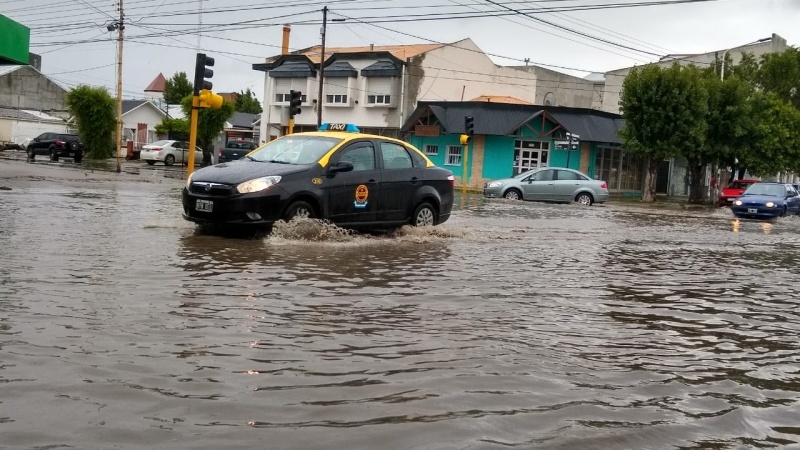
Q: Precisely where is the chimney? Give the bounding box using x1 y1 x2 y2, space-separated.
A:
370 44 374 51
282 25 291 55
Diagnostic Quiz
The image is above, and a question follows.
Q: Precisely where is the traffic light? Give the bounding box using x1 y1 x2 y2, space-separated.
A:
464 116 474 136
198 89 224 109
193 53 215 95
289 90 302 117
460 134 470 145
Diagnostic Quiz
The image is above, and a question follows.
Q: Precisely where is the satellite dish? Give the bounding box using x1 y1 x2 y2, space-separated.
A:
543 92 556 106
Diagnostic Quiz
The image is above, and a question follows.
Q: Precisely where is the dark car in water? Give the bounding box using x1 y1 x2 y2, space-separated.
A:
183 124 454 230
730 182 800 219
26 132 84 162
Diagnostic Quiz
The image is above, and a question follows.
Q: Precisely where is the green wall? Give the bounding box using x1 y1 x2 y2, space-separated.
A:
408 132 473 179
0 15 30 65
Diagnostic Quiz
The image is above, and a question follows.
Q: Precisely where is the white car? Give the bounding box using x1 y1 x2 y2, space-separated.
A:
140 140 203 166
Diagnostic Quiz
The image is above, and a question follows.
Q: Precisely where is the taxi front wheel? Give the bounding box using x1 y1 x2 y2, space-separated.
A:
284 201 316 221
412 202 436 227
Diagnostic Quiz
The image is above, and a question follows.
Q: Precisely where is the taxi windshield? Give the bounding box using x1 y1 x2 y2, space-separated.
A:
248 136 343 165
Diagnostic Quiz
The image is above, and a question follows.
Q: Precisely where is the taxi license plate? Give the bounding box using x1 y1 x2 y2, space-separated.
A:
196 199 213 212
747 208 758 213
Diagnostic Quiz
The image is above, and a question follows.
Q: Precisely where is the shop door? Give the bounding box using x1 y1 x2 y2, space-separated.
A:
514 140 549 176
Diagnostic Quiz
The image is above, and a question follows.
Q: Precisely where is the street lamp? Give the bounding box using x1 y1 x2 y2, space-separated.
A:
720 37 771 81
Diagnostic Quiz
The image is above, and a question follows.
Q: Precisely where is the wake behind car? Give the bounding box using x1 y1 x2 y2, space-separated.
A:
26 132 84 163
483 167 608 205
730 182 800 219
182 124 454 230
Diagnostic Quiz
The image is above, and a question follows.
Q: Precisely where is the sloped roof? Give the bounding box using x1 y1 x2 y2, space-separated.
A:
122 99 167 117
361 60 400 77
271 43 442 65
228 112 258 129
0 107 65 122
402 101 624 144
325 61 358 77
144 73 167 92
0 65 23 77
471 95 533 105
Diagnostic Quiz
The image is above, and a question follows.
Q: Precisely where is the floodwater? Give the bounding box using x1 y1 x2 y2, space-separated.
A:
1 161 799 449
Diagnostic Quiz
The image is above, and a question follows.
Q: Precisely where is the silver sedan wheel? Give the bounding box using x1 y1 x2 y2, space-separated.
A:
504 190 520 200
575 193 593 206
414 205 435 226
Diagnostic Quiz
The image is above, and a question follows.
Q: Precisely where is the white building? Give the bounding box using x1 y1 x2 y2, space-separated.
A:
253 39 577 141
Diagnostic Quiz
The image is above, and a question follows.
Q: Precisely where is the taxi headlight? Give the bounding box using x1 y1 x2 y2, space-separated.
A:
766 201 775 208
486 181 504 188
734 200 742 206
237 176 281 194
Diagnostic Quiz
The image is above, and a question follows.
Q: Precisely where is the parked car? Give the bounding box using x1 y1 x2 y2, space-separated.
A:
183 123 454 230
483 167 609 206
140 140 202 166
26 132 84 162
218 140 258 163
718 179 759 207
730 182 800 219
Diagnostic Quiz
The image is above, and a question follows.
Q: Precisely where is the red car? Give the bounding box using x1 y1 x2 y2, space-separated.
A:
719 179 759 207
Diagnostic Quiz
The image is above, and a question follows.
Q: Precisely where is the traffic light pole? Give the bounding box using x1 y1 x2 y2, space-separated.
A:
187 96 200 176
462 140 470 197
288 117 294 135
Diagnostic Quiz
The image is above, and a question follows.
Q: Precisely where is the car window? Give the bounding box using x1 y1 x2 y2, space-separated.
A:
556 170 580 181
57 134 76 141
530 169 554 182
729 181 754 190
744 184 784 197
338 142 376 171
380 142 413 170
249 135 342 165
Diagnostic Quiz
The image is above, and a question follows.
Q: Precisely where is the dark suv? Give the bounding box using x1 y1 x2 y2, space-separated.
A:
218 140 257 163
27 132 85 163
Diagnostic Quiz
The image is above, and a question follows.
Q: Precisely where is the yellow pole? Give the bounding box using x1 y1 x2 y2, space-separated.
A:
187 96 200 177
461 141 469 197
288 117 294 135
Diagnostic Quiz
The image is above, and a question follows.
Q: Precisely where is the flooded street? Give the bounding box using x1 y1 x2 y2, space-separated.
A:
1 160 799 449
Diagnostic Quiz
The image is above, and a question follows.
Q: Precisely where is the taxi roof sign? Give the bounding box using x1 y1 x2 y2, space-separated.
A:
319 123 360 133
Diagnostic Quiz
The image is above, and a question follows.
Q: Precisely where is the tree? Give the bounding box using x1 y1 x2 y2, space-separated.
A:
66 85 116 159
181 95 235 166
757 47 800 109
619 63 708 202
155 117 189 141
742 93 800 177
692 73 752 201
163 72 193 105
234 88 262 114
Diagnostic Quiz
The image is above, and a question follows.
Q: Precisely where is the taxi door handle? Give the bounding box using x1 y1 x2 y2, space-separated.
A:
366 179 378 185
411 177 419 184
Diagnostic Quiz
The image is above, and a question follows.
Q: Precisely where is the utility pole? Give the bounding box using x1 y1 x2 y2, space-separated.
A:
114 0 124 173
316 6 327 128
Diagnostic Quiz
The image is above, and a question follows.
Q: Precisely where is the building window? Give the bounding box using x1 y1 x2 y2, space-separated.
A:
275 93 307 103
446 145 462 166
325 94 348 104
424 144 439 155
367 95 391 105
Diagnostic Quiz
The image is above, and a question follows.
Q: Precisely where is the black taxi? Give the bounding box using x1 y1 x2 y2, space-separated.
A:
182 124 454 230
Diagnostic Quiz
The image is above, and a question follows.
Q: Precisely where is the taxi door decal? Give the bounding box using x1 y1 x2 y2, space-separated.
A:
354 184 369 208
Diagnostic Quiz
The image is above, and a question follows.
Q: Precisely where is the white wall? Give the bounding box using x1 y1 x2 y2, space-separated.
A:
0 119 68 143
600 34 788 114
406 39 539 110
122 104 165 142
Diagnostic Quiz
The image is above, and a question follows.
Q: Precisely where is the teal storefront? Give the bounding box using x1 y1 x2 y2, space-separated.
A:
402 102 623 189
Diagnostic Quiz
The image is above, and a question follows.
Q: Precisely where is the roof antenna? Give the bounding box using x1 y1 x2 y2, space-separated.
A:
524 58 530 66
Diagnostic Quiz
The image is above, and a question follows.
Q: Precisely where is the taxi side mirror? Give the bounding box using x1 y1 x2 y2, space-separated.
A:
328 161 354 174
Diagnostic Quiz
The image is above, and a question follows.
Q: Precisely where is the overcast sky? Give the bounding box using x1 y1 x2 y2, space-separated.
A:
4 0 799 102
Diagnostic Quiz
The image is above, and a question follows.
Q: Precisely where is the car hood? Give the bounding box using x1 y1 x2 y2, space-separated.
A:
738 194 785 204
721 188 745 195
190 159 311 185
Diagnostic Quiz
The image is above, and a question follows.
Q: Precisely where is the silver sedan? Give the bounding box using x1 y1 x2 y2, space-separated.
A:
483 167 609 206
